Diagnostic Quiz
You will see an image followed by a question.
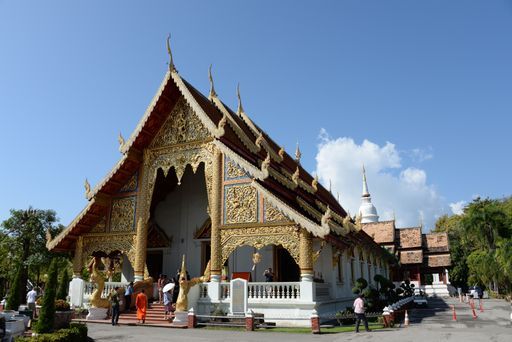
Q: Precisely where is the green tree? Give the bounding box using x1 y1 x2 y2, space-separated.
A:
36 258 58 333
0 207 62 301
5 264 23 310
56 269 70 301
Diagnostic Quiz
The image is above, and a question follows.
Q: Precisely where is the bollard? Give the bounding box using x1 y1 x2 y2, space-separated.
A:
310 309 321 334
471 306 477 320
245 310 255 332
404 310 409 326
451 305 457 321
187 308 196 328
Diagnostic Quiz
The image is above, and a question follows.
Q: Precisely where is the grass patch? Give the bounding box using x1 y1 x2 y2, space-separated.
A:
201 323 386 334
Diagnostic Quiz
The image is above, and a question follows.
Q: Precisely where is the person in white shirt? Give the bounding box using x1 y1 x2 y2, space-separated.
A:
353 293 370 333
26 287 38 317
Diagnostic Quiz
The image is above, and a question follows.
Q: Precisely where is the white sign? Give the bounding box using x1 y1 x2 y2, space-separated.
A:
230 278 247 316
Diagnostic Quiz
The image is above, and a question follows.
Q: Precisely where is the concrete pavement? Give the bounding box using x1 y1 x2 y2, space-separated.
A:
87 297 512 341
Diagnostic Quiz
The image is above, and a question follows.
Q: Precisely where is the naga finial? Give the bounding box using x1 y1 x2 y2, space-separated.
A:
312 174 318 192
278 146 285 160
261 152 271 179
208 64 217 99
236 83 245 116
255 131 264 149
292 166 300 186
84 178 91 199
166 34 175 71
118 132 125 152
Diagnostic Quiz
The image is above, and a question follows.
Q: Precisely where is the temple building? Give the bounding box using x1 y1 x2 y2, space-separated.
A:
45 43 416 325
358 168 452 296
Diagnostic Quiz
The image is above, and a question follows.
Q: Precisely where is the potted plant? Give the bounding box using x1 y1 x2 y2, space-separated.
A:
54 299 74 329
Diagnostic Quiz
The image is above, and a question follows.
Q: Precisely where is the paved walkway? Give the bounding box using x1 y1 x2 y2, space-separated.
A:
87 297 512 341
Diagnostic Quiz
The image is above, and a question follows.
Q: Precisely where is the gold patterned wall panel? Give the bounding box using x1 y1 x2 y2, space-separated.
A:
110 196 136 232
220 225 300 265
150 97 210 148
263 199 289 223
224 157 249 180
81 233 136 268
89 217 106 233
224 184 258 224
119 172 138 193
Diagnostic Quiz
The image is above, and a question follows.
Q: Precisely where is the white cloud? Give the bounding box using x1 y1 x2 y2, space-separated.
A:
315 130 448 230
449 201 466 215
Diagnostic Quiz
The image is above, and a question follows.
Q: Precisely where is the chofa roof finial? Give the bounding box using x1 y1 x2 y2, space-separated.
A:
208 64 217 99
237 83 245 116
166 34 175 71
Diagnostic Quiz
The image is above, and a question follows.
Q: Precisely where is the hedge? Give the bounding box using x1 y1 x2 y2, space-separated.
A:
15 323 87 342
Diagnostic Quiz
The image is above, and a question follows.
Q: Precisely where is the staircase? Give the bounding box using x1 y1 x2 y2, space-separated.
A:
118 303 172 326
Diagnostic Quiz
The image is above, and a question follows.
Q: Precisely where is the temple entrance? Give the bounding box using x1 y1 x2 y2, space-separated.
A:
275 246 300 282
146 250 163 280
147 163 209 279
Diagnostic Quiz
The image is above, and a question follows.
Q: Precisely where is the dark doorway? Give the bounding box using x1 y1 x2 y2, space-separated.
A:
146 250 163 280
275 246 300 281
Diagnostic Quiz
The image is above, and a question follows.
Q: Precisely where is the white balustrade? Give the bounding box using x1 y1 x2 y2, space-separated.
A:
220 282 230 299
198 283 208 299
83 281 128 299
247 282 301 300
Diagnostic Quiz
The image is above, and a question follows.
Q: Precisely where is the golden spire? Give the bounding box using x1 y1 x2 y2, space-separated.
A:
295 141 302 164
166 34 175 72
180 254 186 280
208 64 217 99
236 83 245 116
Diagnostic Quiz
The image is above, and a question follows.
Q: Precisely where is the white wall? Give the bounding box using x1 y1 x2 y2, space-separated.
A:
154 165 209 279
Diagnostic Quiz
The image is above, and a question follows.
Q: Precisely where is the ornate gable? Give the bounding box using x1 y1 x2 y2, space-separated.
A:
150 97 210 148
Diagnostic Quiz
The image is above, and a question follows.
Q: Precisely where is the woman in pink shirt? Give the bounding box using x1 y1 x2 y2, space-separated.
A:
353 294 371 332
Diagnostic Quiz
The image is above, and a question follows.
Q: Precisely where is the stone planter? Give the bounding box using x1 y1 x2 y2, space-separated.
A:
54 310 74 330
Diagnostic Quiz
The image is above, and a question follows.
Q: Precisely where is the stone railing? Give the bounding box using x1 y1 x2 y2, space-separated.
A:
84 281 128 299
248 282 301 300
198 283 208 299
220 283 230 300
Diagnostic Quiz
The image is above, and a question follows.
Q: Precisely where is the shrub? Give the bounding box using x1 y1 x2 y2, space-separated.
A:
55 299 70 311
36 259 58 333
6 264 23 311
15 323 87 342
335 307 355 325
56 270 69 301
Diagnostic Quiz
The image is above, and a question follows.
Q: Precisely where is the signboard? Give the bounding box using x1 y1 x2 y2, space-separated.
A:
230 278 247 316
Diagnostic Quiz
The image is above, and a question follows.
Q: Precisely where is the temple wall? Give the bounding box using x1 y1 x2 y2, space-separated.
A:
153 167 209 278
226 245 272 282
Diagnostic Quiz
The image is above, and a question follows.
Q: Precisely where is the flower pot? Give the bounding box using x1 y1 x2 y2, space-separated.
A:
54 310 74 330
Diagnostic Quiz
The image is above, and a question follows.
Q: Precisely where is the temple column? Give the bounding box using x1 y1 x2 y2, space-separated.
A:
72 236 84 278
134 218 149 282
70 236 85 307
210 149 223 282
299 228 314 282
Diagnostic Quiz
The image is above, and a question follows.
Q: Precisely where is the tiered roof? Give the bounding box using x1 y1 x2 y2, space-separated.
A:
47 45 388 261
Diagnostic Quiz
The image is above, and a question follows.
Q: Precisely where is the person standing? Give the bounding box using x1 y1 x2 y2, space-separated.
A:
353 293 371 333
124 282 134 312
135 289 148 324
26 287 37 318
108 287 121 326
157 274 165 303
163 289 173 320
264 268 274 282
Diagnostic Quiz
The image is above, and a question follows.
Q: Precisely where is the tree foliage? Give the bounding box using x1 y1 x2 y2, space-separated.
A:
435 197 512 294
36 258 58 333
56 269 70 301
5 264 23 310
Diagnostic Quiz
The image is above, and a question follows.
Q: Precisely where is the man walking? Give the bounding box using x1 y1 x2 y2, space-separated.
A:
26 287 37 318
353 293 371 333
108 287 121 326
124 282 134 312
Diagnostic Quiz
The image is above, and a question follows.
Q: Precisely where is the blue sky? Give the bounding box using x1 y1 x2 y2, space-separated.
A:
0 1 511 229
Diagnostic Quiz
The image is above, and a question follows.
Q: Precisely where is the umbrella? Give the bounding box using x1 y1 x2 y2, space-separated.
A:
163 282 175 293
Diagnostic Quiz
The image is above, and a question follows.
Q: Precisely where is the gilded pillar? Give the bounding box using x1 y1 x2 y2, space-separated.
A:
134 218 148 281
72 236 84 278
210 149 223 281
299 228 314 281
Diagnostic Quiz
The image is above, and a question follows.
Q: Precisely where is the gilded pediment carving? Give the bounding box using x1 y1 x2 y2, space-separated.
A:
224 184 258 224
150 97 210 148
110 196 136 232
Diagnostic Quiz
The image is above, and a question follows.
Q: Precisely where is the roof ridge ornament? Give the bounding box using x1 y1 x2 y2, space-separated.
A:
261 152 271 179
166 34 175 72
84 178 92 200
278 146 285 160
295 141 302 164
292 166 300 187
118 132 125 153
312 174 318 193
236 83 245 116
255 131 264 150
208 64 217 99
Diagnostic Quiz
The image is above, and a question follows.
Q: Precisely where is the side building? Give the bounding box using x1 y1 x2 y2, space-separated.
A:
358 168 452 297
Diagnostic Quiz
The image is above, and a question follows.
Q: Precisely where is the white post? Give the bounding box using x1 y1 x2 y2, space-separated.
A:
69 277 85 308
208 275 221 301
445 269 450 284
300 276 315 302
